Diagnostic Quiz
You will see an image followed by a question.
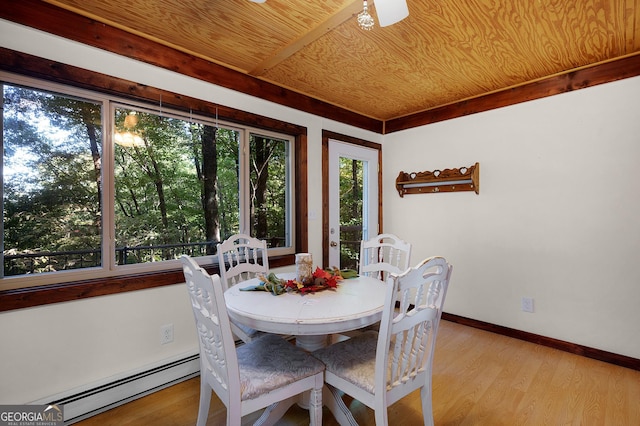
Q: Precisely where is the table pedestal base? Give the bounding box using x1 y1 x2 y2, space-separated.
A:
294 334 329 351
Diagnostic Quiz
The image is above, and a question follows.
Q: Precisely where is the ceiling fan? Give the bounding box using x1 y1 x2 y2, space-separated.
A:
367 0 409 27
248 0 409 29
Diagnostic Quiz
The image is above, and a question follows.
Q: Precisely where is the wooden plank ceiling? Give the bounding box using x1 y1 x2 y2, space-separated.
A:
43 0 640 121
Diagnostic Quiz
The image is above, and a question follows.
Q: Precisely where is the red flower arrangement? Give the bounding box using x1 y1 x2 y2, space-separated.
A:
253 268 357 296
284 267 343 294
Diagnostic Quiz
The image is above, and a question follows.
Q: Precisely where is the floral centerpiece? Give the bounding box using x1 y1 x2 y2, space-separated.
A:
284 267 343 294
253 267 357 295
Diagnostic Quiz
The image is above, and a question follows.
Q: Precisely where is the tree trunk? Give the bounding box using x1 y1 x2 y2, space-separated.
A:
253 136 269 239
81 107 102 231
140 141 169 231
201 125 220 254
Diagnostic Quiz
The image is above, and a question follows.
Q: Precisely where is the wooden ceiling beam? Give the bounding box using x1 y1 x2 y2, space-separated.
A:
249 0 363 76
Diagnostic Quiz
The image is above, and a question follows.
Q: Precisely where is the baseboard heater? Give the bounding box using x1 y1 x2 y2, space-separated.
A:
36 353 200 425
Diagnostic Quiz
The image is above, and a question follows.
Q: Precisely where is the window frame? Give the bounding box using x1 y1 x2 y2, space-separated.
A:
0 61 307 311
243 127 295 256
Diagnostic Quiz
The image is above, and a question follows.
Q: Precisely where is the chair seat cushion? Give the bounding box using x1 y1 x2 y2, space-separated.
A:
312 331 378 394
237 334 325 400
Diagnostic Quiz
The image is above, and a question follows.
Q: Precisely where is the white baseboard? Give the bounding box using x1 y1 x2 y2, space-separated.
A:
31 352 200 425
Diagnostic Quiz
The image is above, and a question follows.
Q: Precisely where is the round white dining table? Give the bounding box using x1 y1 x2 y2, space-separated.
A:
224 272 387 351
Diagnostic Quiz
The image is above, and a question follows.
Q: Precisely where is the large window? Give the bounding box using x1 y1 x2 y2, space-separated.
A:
1 76 295 285
2 83 103 278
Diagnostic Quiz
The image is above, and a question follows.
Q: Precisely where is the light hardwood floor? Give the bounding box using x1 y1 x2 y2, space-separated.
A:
75 320 640 425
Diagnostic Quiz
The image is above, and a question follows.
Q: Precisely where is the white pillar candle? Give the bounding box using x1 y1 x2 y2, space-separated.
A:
295 253 313 284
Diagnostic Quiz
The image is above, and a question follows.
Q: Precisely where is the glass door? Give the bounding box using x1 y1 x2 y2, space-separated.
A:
328 140 379 269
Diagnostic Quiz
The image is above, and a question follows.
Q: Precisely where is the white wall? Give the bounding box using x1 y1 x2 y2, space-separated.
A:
0 284 196 401
1 17 639 405
382 76 640 359
0 19 380 404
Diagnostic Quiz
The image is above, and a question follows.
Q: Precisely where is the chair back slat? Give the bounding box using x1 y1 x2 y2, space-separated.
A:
359 233 412 282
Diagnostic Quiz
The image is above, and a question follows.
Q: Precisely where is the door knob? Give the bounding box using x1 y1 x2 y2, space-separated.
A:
330 241 338 247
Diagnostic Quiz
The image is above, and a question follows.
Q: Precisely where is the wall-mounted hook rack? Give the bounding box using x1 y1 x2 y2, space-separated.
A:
395 162 479 197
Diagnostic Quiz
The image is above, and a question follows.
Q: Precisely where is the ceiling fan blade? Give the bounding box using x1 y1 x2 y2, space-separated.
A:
375 0 409 27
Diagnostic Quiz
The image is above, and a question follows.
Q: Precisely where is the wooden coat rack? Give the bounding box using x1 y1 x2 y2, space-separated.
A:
395 162 479 197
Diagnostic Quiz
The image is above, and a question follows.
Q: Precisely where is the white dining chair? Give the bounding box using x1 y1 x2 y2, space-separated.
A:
180 255 325 426
359 233 412 282
217 233 270 290
341 233 411 337
313 256 452 426
217 233 269 343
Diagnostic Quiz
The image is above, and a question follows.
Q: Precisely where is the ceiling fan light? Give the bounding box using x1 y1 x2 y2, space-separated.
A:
114 131 145 148
375 0 409 27
358 1 375 30
123 112 138 128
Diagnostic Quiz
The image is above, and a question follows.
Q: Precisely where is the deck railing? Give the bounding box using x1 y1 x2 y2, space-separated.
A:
2 233 341 276
2 241 217 277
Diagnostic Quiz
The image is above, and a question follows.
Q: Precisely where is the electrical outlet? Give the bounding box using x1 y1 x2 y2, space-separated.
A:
160 323 174 344
521 297 534 313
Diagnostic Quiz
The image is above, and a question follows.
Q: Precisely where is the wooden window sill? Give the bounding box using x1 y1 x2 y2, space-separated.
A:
0 254 294 312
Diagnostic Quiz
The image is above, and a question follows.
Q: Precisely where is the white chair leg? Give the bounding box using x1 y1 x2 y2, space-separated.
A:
308 377 324 426
253 398 297 426
227 408 242 426
196 379 212 426
374 408 389 426
323 385 358 426
420 385 435 426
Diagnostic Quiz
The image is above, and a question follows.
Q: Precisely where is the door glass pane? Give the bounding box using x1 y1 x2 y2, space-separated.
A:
339 156 364 270
2 84 103 276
